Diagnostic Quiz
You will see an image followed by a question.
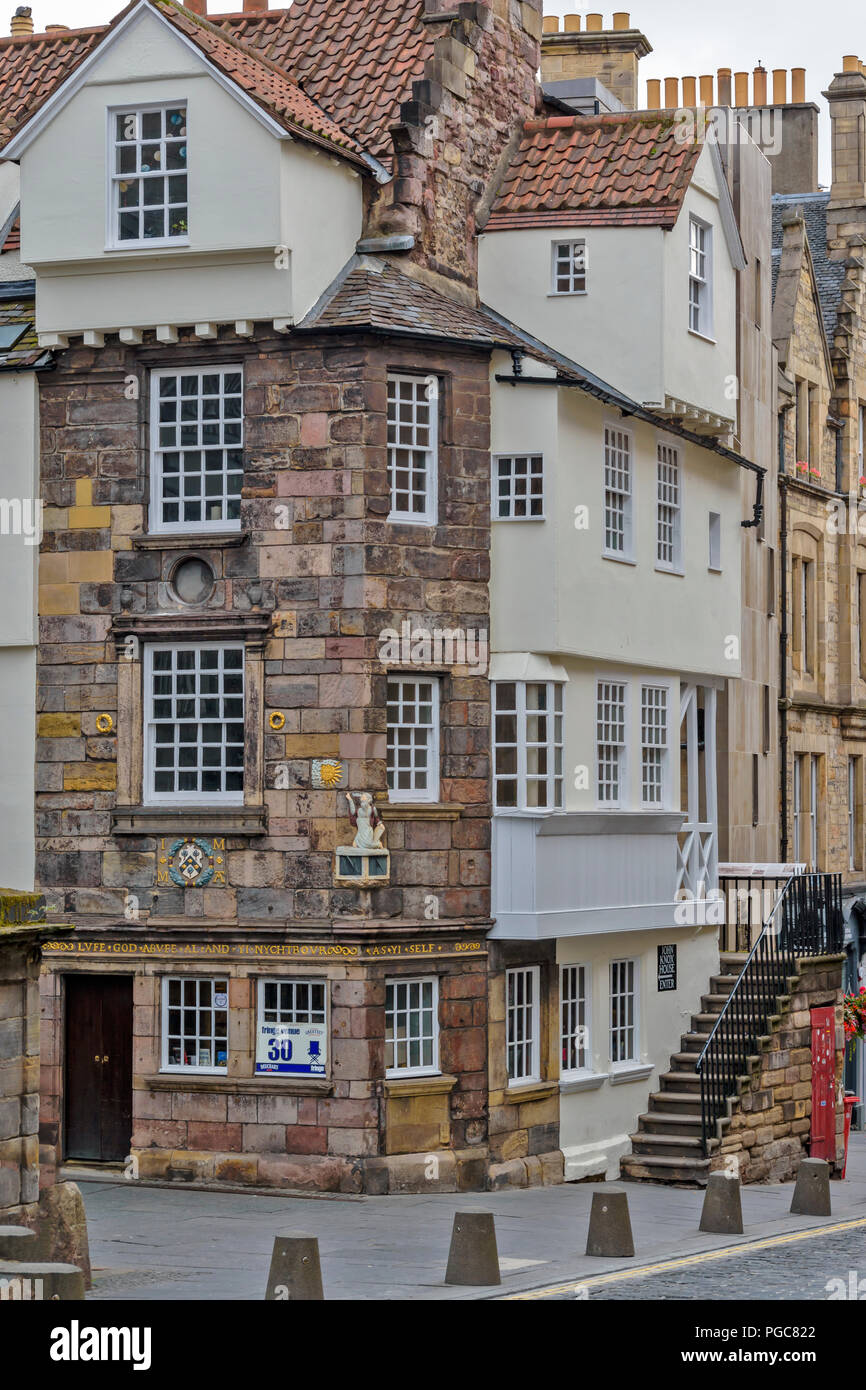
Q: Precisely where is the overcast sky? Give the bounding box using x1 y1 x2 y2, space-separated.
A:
8 0 857 183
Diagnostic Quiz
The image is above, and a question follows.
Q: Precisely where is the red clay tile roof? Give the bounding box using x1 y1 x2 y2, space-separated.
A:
1 216 21 254
151 1 366 162
219 1 433 161
0 25 105 143
485 113 704 232
0 2 432 165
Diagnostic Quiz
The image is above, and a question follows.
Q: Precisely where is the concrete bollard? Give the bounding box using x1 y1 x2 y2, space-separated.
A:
699 1172 744 1235
265 1234 324 1301
790 1158 832 1217
444 1211 501 1286
586 1188 635 1258
0 1261 85 1300
0 1227 37 1260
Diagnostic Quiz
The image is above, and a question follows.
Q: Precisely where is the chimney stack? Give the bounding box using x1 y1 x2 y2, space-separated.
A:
243 0 269 10
184 0 207 14
825 59 866 232
541 13 652 112
10 6 33 35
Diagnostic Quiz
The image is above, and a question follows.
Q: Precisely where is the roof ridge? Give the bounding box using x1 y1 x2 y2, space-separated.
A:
0 24 107 46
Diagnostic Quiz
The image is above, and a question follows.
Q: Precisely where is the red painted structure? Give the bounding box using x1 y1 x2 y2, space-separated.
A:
810 1006 837 1162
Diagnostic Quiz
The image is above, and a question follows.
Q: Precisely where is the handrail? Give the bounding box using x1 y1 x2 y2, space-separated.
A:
697 874 795 1069
696 872 843 1154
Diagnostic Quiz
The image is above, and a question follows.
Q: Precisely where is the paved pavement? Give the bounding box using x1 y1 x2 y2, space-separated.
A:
73 1135 866 1301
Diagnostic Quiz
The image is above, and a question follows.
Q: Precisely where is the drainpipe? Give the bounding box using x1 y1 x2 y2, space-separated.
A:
779 402 793 862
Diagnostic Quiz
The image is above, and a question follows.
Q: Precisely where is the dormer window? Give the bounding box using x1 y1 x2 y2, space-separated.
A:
111 105 188 247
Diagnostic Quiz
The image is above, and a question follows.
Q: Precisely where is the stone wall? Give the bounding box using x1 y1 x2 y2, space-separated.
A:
0 891 60 1219
711 955 845 1183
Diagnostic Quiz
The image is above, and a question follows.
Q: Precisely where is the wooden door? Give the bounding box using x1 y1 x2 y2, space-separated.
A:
65 974 133 1163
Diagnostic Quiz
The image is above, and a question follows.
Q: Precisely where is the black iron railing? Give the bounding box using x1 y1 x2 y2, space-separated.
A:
698 872 843 1154
718 874 791 953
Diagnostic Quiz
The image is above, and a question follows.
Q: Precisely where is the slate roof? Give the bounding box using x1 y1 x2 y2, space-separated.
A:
0 289 51 370
0 1 433 166
485 113 703 231
1 2 368 167
771 192 845 341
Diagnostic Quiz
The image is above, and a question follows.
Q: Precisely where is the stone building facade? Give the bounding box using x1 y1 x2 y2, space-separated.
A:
3 0 545 1194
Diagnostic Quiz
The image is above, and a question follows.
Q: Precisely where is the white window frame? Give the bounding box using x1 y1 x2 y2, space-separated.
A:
492 453 544 520
689 214 713 338
793 753 802 863
386 675 440 803
603 422 634 561
809 754 818 868
506 965 540 1084
387 373 438 525
609 958 639 1067
161 975 228 1075
640 684 670 808
560 963 591 1078
144 641 245 805
149 365 244 535
596 679 628 808
107 102 189 252
550 238 587 295
255 977 328 1077
385 976 440 1078
655 440 683 572
492 680 564 812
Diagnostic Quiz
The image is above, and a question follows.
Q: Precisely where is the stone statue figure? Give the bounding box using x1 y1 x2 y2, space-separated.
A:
345 791 386 851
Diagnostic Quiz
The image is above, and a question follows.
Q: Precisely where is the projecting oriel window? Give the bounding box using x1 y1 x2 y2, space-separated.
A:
551 239 587 295
597 680 627 806
385 977 439 1076
387 374 438 524
640 685 669 807
145 643 245 803
493 454 544 519
162 977 228 1073
603 425 633 558
493 680 564 811
111 104 188 246
386 677 439 802
151 367 243 533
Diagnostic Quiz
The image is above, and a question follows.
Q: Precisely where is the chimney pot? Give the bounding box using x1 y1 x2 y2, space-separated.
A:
542 15 560 33
700 74 714 106
773 68 787 104
791 67 806 102
843 55 860 73
586 14 604 31
563 14 581 32
753 65 767 105
646 78 661 110
734 71 749 107
717 67 732 106
664 77 679 108
682 76 697 107
612 12 630 29
10 6 33 35
45 24 69 31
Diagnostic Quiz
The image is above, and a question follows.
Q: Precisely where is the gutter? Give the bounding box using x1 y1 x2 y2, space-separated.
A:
778 397 794 862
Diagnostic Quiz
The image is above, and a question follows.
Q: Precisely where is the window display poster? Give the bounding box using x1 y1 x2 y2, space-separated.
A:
255 1019 327 1075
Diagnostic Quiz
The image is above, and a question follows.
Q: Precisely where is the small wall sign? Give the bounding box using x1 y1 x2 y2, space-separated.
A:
657 944 677 992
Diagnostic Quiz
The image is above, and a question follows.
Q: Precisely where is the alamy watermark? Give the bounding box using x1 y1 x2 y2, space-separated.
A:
378 620 488 675
0 497 42 546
